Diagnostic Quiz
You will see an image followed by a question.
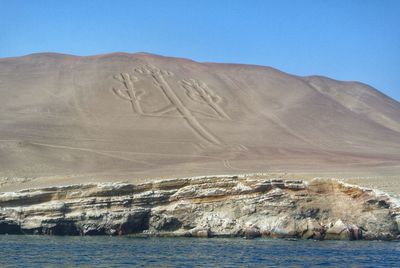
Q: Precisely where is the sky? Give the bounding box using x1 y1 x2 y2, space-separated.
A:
0 0 399 100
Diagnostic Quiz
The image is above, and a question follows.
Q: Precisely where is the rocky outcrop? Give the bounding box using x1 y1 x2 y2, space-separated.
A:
0 176 399 240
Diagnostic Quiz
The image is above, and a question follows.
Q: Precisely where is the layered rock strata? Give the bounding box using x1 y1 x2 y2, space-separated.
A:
0 176 399 240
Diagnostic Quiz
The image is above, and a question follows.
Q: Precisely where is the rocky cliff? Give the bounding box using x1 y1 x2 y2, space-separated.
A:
0 176 399 240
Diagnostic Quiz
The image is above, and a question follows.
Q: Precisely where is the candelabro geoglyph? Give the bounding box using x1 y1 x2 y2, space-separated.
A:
112 65 229 146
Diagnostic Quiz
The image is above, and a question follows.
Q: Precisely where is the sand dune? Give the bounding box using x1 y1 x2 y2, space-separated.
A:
0 52 399 190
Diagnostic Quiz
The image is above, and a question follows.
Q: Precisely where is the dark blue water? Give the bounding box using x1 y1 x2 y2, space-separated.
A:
0 236 399 267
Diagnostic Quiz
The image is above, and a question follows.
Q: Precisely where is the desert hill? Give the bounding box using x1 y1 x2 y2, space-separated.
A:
0 52 399 190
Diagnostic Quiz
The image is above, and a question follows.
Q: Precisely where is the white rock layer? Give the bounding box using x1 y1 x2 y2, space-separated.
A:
0 177 399 240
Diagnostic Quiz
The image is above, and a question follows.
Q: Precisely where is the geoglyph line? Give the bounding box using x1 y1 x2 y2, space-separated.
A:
180 78 231 120
133 65 222 146
29 142 225 161
112 73 144 115
29 142 154 166
111 65 238 147
223 160 234 169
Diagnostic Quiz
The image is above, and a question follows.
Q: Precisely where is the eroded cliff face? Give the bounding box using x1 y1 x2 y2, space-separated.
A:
0 176 399 240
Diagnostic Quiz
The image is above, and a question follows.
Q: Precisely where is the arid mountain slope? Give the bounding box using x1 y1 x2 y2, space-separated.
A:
0 53 399 187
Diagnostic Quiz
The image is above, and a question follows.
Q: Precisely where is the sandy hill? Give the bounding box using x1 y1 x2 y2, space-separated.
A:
0 52 399 190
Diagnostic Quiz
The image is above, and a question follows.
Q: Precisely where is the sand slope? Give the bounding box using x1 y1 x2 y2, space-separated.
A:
0 52 399 188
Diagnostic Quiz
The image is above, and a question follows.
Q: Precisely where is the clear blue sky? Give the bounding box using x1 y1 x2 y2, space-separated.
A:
1 0 399 100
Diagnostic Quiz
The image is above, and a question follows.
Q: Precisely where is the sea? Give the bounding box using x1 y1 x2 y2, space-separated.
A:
0 235 399 267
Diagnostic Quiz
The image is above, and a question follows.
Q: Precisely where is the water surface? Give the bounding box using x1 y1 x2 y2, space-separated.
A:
1 235 399 267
